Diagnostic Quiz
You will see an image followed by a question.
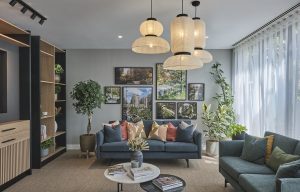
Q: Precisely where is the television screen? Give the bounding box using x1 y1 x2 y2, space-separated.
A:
0 49 7 113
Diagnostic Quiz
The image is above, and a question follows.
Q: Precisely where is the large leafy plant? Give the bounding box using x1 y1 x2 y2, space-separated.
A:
202 63 236 140
70 80 104 134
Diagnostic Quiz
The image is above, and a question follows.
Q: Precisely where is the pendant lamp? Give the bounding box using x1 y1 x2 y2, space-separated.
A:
132 0 170 54
163 0 203 70
192 0 213 63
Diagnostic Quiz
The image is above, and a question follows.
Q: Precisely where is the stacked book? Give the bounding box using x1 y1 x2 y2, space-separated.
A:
152 176 183 191
127 166 154 180
107 164 127 176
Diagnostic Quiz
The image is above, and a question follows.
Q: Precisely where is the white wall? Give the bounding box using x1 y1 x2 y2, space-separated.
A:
66 49 232 145
0 41 19 123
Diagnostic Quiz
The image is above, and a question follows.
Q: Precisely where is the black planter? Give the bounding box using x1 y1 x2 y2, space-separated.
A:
232 132 246 140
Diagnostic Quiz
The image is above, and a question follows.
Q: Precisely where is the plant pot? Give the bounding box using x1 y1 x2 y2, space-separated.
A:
55 74 61 83
131 151 143 167
206 140 219 157
232 132 246 140
41 148 49 157
80 134 96 152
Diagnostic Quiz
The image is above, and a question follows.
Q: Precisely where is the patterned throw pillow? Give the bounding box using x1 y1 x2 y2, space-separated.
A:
148 121 168 141
127 121 146 140
166 122 177 141
265 135 274 162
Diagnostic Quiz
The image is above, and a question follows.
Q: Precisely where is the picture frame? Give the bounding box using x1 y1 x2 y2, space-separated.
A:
115 67 153 85
156 102 176 119
156 63 187 100
188 83 205 101
177 102 197 120
104 86 121 104
122 87 153 121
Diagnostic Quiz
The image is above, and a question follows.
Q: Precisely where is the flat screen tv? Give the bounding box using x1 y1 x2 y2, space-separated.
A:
0 49 7 113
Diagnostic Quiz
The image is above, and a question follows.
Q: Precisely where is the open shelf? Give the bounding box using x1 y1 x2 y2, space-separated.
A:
41 146 66 162
41 136 53 143
55 131 66 137
40 80 54 84
55 47 65 53
55 100 66 102
55 82 66 86
0 34 30 47
0 18 29 34
41 115 54 120
40 50 54 57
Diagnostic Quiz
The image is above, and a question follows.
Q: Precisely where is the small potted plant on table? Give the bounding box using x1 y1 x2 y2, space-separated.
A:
41 138 54 157
128 137 149 167
55 64 64 83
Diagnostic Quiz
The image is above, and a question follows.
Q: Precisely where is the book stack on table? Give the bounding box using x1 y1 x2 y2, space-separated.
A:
152 176 183 191
107 165 127 176
127 166 154 180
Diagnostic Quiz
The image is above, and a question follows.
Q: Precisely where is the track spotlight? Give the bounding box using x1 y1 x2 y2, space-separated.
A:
39 19 45 25
9 0 18 6
30 13 37 20
20 7 28 14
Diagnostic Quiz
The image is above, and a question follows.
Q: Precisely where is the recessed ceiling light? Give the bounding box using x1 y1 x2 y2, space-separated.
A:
118 35 123 39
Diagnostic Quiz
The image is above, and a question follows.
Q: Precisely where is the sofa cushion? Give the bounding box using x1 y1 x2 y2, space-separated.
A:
239 174 276 192
175 124 195 143
104 125 122 143
147 140 165 152
265 132 299 154
127 121 146 140
166 122 177 141
101 141 129 152
294 142 300 155
148 121 168 141
165 142 198 152
276 159 300 179
220 157 274 180
241 134 267 164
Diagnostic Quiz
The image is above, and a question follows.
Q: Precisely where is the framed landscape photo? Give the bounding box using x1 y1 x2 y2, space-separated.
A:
177 102 197 120
156 63 187 100
104 86 121 104
122 87 153 121
156 102 176 119
188 83 205 101
115 67 153 85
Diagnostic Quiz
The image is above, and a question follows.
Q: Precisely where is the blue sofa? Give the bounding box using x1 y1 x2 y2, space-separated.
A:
96 120 202 167
219 131 300 192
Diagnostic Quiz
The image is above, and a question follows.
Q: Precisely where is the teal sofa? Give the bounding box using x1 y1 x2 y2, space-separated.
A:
219 131 300 192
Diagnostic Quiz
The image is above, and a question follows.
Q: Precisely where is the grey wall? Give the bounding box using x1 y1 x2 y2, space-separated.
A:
66 49 232 146
0 41 19 123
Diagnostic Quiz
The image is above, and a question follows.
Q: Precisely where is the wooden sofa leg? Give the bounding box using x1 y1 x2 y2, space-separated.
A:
225 179 228 187
185 159 189 168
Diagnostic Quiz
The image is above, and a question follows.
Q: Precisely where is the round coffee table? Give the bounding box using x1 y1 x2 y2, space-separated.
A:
104 162 160 192
140 174 186 192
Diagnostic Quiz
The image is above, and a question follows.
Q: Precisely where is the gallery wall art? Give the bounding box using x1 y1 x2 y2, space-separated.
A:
156 102 176 119
122 87 153 121
104 86 121 104
188 83 205 101
115 67 153 85
156 64 187 100
177 102 197 120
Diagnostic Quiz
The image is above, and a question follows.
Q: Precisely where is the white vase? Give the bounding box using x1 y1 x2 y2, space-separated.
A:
41 125 47 140
206 140 219 157
54 121 58 133
55 74 61 83
55 94 58 101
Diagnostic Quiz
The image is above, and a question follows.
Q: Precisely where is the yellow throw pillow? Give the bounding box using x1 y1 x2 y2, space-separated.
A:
127 121 146 140
265 135 274 162
148 121 168 141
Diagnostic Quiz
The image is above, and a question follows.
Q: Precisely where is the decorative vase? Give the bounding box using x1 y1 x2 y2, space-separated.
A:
232 132 246 140
206 140 219 157
55 94 58 101
54 121 58 133
41 148 49 157
131 151 143 167
55 74 61 83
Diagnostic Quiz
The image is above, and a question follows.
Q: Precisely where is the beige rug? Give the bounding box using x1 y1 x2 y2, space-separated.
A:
5 151 235 192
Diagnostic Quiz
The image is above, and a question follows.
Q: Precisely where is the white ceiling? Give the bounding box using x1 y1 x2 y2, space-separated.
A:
0 0 299 49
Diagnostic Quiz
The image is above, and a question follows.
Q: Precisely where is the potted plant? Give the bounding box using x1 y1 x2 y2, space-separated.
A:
128 137 149 167
229 124 247 140
55 64 64 83
70 80 104 155
41 138 54 157
55 85 61 101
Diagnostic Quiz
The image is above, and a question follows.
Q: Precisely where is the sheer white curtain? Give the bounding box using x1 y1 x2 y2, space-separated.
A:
233 10 300 139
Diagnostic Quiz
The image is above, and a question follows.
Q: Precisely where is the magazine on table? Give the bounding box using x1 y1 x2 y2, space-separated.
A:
128 166 154 180
152 176 183 191
107 164 127 176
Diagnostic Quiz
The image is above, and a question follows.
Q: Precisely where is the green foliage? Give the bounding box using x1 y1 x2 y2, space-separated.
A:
202 63 237 140
128 137 149 151
41 138 54 150
55 85 61 94
55 64 64 75
228 124 247 137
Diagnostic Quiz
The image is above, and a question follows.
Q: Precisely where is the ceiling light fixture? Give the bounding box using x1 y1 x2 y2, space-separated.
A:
132 0 170 54
20 6 28 14
163 0 203 70
192 0 213 64
118 35 123 39
30 13 37 20
9 0 17 6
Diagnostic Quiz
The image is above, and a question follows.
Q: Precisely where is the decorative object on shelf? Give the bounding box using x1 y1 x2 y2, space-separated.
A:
55 85 61 101
156 102 176 119
115 67 153 85
177 102 197 120
132 0 170 54
128 137 149 167
54 106 62 133
229 124 247 140
70 80 104 157
41 138 54 157
191 1 213 63
41 111 48 116
188 83 205 101
122 87 153 121
104 86 121 104
163 0 203 70
55 64 64 83
156 63 187 100
41 125 47 140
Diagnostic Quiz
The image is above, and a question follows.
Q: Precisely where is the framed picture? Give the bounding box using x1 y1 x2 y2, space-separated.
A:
177 102 197 120
156 63 187 100
115 67 153 85
122 87 153 120
104 86 121 104
156 102 176 119
188 83 205 101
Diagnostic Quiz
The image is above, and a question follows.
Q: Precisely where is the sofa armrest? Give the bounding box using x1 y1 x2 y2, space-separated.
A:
96 129 104 148
193 129 202 158
276 178 300 192
219 140 244 157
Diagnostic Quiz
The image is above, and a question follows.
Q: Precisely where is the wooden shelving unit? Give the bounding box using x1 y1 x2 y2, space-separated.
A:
31 36 66 169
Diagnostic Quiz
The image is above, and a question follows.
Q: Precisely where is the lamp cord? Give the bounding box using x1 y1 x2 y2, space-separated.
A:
182 0 183 14
151 0 153 18
195 6 197 17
